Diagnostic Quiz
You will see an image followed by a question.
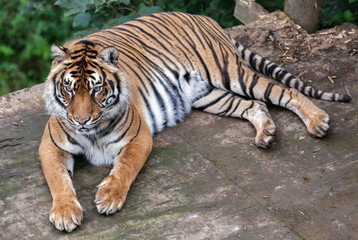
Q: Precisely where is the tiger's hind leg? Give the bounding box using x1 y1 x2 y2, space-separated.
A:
215 63 330 138
193 88 276 149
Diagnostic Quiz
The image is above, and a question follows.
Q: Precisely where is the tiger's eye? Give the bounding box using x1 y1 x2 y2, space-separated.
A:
93 86 102 92
65 86 72 92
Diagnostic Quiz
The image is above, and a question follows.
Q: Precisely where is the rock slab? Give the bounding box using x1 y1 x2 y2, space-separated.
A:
1 11 357 239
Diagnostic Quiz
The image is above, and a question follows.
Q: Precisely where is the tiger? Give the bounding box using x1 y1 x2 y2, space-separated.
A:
39 11 351 232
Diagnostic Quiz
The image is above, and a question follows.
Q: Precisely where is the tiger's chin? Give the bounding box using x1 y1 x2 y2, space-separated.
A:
69 122 101 135
77 127 93 134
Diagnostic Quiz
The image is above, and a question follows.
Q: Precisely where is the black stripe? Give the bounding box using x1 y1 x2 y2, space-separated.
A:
278 89 285 106
217 96 236 116
148 80 168 126
204 38 224 87
240 47 247 60
48 122 74 155
87 60 100 68
285 75 295 87
276 70 288 83
196 91 231 111
54 82 66 109
300 82 308 92
106 106 135 146
294 79 300 89
100 107 130 137
249 52 256 69
309 86 313 97
259 58 266 74
248 74 259 98
284 91 293 108
267 64 278 77
138 87 157 134
112 73 121 104
264 83 274 103
237 59 248 97
116 115 142 156
219 93 235 108
221 46 231 91
56 117 81 147
75 40 95 46
228 99 241 115
240 101 254 118
128 115 142 143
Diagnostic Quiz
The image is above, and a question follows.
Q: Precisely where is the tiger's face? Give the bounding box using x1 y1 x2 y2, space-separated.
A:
44 40 129 134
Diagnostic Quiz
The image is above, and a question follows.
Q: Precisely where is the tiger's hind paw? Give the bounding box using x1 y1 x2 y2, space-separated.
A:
307 114 330 138
304 109 330 138
254 120 277 149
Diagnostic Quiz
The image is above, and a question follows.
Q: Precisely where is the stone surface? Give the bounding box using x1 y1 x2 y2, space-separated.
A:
1 11 357 239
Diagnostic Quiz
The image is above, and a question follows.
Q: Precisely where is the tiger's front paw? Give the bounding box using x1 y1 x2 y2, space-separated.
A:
49 196 83 232
95 175 129 215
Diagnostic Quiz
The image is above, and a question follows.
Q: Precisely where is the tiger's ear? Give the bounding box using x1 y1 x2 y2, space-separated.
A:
51 44 68 63
100 47 119 65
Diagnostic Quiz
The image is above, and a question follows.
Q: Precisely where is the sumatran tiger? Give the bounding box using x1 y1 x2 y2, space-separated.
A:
39 12 351 232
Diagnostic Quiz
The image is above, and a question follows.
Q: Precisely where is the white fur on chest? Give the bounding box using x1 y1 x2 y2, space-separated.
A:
73 134 125 166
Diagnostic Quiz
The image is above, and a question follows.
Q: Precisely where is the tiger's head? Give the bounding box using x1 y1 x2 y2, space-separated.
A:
44 40 129 134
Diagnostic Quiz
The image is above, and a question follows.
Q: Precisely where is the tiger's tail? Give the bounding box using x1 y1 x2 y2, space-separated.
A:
232 39 352 102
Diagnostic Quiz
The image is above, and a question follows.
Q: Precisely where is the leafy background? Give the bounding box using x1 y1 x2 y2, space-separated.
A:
0 0 357 96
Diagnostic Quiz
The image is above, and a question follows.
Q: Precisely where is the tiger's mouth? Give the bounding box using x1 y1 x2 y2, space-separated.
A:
66 116 103 131
66 111 103 126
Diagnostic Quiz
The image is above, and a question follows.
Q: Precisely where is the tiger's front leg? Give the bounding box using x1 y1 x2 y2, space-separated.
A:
39 120 83 232
95 114 153 215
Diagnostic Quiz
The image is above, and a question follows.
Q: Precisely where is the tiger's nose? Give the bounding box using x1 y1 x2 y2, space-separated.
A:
73 117 91 125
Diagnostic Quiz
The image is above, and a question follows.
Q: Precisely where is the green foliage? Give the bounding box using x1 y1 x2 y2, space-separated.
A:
0 0 74 96
321 0 358 27
54 0 239 38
